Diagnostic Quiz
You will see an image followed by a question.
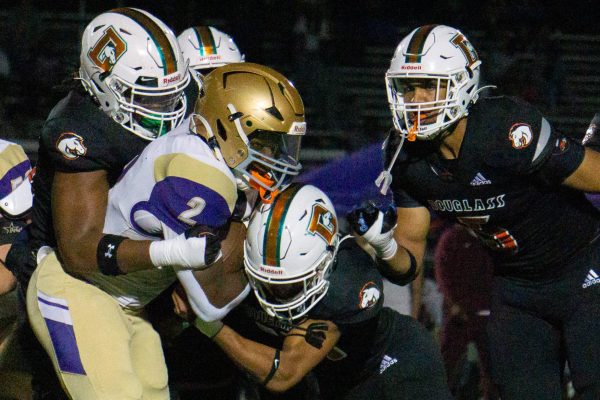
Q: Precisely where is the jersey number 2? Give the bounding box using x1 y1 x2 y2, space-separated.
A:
177 197 206 225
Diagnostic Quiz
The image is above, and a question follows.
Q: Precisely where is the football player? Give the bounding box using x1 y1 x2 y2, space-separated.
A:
26 62 306 399
183 184 452 399
0 139 33 296
178 26 244 118
5 7 194 399
178 25 244 80
349 24 600 399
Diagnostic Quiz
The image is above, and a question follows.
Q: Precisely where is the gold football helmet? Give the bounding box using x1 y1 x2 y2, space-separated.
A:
191 62 306 202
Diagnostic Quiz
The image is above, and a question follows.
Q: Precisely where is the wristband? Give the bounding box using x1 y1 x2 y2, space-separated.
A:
97 234 127 276
381 247 417 285
262 348 281 386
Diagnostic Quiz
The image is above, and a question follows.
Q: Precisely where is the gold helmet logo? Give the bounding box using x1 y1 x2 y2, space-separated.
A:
87 26 127 73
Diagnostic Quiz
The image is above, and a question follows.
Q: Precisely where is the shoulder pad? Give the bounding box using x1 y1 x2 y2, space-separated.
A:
474 97 555 173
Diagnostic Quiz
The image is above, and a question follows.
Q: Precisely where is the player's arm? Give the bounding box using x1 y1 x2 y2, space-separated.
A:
209 318 340 393
53 165 225 277
381 205 430 282
562 147 600 192
0 243 15 294
53 170 159 275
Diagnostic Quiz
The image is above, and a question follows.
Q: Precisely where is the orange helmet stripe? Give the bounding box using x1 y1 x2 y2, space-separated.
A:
262 184 302 267
111 8 177 75
193 26 217 56
405 24 438 63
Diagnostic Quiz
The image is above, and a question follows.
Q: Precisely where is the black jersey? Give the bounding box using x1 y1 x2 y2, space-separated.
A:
30 88 149 247
225 238 399 398
389 95 600 280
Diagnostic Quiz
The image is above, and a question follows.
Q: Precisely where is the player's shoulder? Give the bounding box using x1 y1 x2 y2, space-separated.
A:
311 237 383 323
42 89 114 143
149 129 237 204
0 139 29 163
468 95 553 171
41 89 146 171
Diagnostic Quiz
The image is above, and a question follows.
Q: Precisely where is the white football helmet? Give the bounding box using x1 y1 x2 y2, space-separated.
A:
385 25 481 140
0 140 33 220
244 184 339 321
191 63 305 204
177 26 244 80
79 7 190 140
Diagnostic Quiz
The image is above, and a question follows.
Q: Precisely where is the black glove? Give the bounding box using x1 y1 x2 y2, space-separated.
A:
185 224 227 266
346 200 398 259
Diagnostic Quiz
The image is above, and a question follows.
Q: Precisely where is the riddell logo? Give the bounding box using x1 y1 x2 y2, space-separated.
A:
199 55 222 61
163 75 181 85
259 266 283 275
290 122 307 135
400 65 422 70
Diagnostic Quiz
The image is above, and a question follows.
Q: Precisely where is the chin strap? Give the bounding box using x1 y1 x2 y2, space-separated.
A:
249 170 279 204
375 131 406 196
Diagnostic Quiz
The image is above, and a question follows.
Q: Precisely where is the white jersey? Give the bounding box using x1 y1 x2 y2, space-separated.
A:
84 120 238 310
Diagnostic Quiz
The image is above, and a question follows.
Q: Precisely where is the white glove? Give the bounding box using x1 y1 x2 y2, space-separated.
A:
347 201 398 260
149 230 222 270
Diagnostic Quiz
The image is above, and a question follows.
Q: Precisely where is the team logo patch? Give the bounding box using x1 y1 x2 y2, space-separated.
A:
56 133 87 160
307 203 337 245
87 26 127 73
358 281 381 309
508 123 533 149
556 137 569 154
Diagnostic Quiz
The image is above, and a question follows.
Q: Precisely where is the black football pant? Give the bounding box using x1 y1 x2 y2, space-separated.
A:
488 244 600 400
345 311 453 400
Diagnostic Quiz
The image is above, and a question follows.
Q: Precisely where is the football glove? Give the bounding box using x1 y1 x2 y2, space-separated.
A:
149 225 224 270
582 113 600 151
347 200 398 260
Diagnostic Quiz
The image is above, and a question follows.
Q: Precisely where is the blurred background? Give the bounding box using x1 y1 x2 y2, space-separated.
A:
0 0 599 168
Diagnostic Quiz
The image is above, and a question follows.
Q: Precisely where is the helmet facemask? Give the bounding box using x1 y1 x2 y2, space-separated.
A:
386 70 475 141
245 249 334 321
190 63 306 203
102 72 189 139
237 130 302 203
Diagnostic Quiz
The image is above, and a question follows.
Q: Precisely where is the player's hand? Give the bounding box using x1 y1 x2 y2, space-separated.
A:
347 200 398 260
184 224 227 266
171 283 194 321
149 225 226 270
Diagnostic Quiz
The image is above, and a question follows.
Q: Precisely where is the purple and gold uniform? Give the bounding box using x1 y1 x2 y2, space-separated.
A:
26 121 245 399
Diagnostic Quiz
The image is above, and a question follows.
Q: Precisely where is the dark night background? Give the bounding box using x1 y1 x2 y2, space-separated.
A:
0 0 599 165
